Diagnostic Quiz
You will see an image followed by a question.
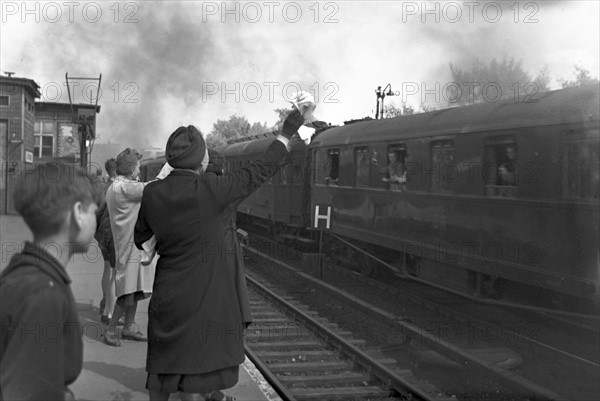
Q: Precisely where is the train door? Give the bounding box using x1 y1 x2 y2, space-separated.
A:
428 139 457 194
562 129 599 199
311 148 338 207
0 120 6 213
354 146 370 188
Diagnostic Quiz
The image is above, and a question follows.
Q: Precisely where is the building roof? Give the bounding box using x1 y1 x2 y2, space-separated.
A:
0 75 41 98
35 101 101 113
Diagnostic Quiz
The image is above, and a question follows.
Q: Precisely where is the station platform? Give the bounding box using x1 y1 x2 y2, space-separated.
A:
1 215 281 401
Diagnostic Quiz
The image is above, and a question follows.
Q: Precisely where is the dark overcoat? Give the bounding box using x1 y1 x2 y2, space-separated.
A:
134 139 287 375
0 242 83 400
221 199 252 327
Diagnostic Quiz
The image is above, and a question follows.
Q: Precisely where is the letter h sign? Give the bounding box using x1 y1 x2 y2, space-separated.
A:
313 204 332 230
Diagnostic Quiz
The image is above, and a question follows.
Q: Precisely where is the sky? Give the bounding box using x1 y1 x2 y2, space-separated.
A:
1 0 599 149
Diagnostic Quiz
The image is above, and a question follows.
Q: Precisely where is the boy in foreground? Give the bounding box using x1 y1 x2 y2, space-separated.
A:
0 162 103 400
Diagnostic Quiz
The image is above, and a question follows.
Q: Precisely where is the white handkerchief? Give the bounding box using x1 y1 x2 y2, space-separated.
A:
297 125 316 145
156 162 174 180
290 91 317 123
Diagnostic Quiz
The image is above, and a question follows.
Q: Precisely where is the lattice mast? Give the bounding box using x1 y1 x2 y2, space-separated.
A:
65 73 102 170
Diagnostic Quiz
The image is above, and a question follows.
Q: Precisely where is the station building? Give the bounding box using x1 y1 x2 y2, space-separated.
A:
0 74 99 214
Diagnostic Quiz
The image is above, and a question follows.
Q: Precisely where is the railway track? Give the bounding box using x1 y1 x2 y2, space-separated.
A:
242 235 600 400
244 275 455 401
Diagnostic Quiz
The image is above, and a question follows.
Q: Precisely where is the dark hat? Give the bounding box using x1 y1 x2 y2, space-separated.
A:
116 148 142 176
165 125 207 170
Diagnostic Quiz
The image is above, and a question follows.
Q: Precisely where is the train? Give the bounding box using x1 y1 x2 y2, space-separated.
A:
140 84 599 308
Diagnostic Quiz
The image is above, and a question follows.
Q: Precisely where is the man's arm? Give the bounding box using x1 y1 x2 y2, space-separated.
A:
205 109 304 208
205 139 289 208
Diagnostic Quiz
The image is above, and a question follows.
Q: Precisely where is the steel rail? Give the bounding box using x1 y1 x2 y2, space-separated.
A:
245 243 572 401
327 261 600 372
246 275 454 401
244 344 298 401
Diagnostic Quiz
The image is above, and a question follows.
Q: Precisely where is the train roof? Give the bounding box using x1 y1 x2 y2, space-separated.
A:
310 84 600 148
140 155 166 165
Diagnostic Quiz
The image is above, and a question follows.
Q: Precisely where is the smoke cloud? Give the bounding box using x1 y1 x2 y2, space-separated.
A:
1 1 597 150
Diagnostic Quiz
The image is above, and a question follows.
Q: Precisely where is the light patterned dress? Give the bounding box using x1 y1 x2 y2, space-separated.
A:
106 175 155 298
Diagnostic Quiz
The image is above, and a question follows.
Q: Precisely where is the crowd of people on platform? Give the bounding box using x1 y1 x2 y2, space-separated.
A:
0 96 312 400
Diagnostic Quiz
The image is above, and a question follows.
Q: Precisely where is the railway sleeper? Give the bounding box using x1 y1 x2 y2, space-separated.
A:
251 310 320 319
278 369 414 386
266 360 354 373
277 371 374 386
255 349 341 363
255 349 399 365
249 322 340 331
290 386 392 400
250 316 331 325
248 339 366 350
267 358 399 374
247 330 356 342
250 304 313 313
249 295 296 303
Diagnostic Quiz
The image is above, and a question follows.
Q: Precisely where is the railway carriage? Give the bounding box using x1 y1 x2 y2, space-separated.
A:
307 84 599 304
142 84 599 307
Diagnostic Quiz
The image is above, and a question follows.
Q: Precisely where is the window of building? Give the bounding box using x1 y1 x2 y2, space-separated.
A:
484 136 517 197
354 147 370 187
34 121 55 158
563 130 599 199
430 140 455 192
0 95 8 106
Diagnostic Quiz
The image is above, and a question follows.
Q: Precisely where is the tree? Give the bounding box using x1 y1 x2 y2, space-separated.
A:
272 108 291 130
560 65 600 88
383 103 415 118
448 57 550 106
383 102 437 118
205 115 270 149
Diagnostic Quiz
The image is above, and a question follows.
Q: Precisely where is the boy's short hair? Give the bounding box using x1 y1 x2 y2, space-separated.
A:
14 162 104 237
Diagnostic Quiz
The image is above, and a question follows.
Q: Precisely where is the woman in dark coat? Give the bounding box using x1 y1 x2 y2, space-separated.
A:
134 111 304 401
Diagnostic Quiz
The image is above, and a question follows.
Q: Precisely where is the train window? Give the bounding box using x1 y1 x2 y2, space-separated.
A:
139 161 159 182
280 165 287 185
562 130 599 199
285 164 301 185
484 136 517 197
139 166 148 182
382 145 407 191
430 140 455 192
326 149 339 185
355 147 370 187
